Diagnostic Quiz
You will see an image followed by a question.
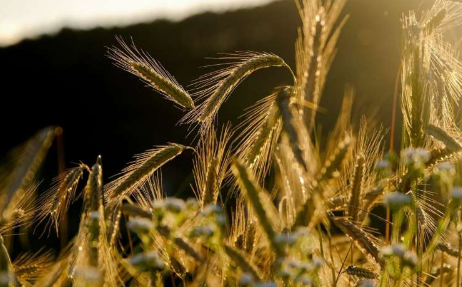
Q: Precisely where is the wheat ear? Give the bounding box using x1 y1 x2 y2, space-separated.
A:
121 203 152 219
234 91 282 184
358 187 384 222
317 134 351 183
424 124 462 152
183 52 293 127
424 264 453 286
291 135 350 228
35 164 88 234
424 9 447 34
224 244 262 281
0 127 55 219
277 85 307 170
436 242 459 257
105 143 186 204
156 226 204 263
83 156 104 214
83 157 104 268
348 155 365 221
107 37 194 109
193 125 232 207
345 266 378 279
13 249 54 285
333 218 384 268
231 158 284 257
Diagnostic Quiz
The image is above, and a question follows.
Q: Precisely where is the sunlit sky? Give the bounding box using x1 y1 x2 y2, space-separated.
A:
0 0 274 47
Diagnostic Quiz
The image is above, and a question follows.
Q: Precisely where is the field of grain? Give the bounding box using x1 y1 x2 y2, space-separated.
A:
1 0 462 286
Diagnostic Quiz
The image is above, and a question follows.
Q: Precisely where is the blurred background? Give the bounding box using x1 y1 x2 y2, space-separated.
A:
0 0 454 251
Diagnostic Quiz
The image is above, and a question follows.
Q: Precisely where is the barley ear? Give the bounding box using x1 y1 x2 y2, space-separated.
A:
83 157 104 214
231 158 284 257
234 91 282 183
